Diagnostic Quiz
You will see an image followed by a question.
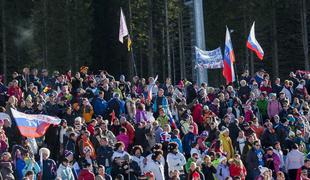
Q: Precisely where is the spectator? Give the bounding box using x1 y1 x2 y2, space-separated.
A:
285 143 304 180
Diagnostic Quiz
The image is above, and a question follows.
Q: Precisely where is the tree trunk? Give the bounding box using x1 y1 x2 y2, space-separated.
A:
172 35 176 84
1 0 7 83
66 0 72 70
73 0 79 71
178 3 185 79
43 0 48 68
128 0 136 77
165 0 171 78
147 0 154 76
162 27 166 79
301 0 309 70
271 0 279 78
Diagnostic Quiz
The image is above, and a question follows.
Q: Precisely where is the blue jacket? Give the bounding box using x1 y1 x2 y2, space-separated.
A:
171 136 183 153
182 132 196 156
152 96 168 113
16 158 25 180
40 159 57 180
93 97 107 116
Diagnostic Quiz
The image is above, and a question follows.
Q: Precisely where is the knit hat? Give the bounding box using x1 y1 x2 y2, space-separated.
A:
289 131 295 137
200 131 209 137
64 150 73 158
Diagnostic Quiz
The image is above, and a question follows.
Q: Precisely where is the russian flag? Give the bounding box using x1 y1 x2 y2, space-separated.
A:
167 109 177 129
11 108 61 138
147 75 158 101
247 22 264 60
223 27 236 85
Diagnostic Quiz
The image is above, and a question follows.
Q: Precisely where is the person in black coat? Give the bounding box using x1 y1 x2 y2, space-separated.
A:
246 140 264 180
260 122 278 148
111 154 141 180
134 122 150 151
228 119 241 146
201 155 216 180
96 137 113 170
186 83 197 104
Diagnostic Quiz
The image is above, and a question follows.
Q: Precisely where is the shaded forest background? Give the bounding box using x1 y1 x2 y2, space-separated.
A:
0 0 309 86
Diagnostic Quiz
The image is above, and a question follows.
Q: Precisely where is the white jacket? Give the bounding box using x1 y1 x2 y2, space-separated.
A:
166 152 186 173
132 155 145 175
144 160 165 180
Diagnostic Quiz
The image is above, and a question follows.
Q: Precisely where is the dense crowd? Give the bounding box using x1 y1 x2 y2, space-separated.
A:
0 67 309 180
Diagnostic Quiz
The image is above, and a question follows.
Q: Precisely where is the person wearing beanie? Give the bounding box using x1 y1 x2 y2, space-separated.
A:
56 157 74 180
144 150 165 180
166 142 186 178
64 150 80 179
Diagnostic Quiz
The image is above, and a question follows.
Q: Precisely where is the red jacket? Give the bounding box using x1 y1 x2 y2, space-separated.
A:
78 169 95 180
192 104 203 125
8 86 22 101
229 163 247 180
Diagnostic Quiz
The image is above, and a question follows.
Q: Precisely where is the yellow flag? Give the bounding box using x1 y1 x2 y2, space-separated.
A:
127 36 132 51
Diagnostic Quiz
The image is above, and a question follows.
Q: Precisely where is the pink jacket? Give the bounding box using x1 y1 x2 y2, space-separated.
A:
267 100 282 118
116 133 130 151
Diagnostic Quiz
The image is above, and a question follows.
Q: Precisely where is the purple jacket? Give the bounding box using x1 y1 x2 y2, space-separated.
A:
267 100 282 118
264 153 281 173
135 109 147 124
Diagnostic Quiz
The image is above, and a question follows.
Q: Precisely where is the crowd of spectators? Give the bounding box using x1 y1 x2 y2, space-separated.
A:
0 67 309 180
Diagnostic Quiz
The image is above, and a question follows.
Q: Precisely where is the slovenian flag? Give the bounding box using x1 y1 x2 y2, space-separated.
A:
247 22 264 60
11 108 61 138
223 26 236 85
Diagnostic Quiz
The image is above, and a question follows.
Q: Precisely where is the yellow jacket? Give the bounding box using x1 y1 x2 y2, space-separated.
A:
219 133 234 159
82 105 94 123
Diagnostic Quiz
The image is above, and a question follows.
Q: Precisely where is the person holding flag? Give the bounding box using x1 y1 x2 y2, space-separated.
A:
223 26 236 85
247 22 264 60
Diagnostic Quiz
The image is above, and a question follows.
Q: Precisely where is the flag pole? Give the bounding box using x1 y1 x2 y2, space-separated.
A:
130 46 137 76
233 63 240 88
127 1 137 77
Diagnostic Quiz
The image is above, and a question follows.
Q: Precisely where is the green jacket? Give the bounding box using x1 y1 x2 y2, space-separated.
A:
257 99 268 116
157 115 169 129
185 157 195 173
